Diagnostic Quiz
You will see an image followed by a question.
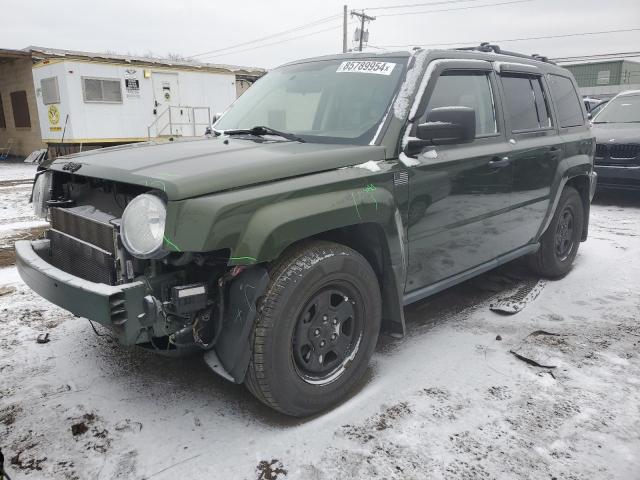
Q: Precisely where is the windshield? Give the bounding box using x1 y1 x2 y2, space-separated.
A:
215 58 407 145
593 94 640 123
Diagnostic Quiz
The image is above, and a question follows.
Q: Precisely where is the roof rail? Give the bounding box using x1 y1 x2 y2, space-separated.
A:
455 42 556 65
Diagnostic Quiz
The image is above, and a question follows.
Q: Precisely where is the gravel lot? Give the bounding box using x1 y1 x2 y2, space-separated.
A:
0 164 638 480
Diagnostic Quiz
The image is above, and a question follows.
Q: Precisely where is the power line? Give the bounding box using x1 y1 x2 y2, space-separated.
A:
191 0 535 60
188 14 341 59
375 27 640 48
553 51 640 62
357 0 501 11
374 0 534 17
197 22 356 60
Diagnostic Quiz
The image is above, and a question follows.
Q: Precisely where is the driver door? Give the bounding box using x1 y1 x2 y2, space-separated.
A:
405 61 514 295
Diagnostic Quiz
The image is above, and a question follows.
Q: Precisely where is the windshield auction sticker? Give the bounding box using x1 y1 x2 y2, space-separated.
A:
336 61 396 75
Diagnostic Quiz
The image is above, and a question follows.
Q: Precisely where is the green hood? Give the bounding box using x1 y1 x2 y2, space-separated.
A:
50 137 386 200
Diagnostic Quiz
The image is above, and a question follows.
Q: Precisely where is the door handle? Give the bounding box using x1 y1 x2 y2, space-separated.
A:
488 156 510 168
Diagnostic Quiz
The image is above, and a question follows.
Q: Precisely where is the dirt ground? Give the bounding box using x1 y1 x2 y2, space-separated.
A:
0 167 638 479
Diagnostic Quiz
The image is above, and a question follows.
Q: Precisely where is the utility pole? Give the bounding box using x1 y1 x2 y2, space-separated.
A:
350 10 376 52
342 5 348 53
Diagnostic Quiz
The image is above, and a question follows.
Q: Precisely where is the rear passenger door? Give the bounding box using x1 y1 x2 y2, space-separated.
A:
497 65 561 247
405 61 514 293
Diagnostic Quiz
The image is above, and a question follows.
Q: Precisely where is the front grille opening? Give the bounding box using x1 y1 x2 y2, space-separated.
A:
595 143 640 166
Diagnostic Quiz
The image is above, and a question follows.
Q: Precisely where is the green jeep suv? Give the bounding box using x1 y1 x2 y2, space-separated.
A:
18 44 596 416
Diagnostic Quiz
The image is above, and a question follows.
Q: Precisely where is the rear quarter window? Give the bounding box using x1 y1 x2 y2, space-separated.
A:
548 74 584 128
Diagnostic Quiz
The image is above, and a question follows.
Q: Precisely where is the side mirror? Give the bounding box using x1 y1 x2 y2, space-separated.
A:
405 106 476 157
587 112 592 120
416 106 476 145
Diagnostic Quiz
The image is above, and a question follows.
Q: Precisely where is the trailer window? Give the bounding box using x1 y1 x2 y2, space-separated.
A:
82 78 123 103
10 91 31 128
41 77 60 105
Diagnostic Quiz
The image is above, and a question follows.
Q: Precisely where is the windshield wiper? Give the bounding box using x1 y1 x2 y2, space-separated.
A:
224 126 306 143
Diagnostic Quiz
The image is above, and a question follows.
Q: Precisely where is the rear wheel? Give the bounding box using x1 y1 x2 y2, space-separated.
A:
244 241 381 416
529 186 584 278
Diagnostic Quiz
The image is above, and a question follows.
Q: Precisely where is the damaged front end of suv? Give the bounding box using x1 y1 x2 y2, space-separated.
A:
19 166 269 382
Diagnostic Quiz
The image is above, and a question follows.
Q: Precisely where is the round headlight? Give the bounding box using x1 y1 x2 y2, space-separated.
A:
32 171 52 219
121 194 167 259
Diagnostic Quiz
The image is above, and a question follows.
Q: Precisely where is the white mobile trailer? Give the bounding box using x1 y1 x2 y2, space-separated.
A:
28 47 264 157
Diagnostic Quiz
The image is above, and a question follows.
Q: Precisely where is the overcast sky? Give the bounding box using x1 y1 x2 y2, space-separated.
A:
3 0 639 68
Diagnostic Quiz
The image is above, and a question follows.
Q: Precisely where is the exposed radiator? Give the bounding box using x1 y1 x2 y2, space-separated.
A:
47 206 118 284
50 206 116 253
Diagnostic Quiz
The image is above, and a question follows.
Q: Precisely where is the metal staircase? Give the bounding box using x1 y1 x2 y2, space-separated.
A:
147 106 212 139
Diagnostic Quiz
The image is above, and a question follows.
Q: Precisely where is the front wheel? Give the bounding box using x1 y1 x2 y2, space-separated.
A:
244 241 381 416
529 186 584 278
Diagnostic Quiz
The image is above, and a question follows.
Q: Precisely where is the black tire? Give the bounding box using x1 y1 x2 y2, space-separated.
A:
529 186 584 278
244 241 382 417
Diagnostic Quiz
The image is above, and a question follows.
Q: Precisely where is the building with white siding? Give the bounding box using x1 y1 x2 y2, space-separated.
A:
0 47 264 160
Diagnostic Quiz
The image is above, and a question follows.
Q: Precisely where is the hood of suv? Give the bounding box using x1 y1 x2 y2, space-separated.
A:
50 137 386 200
591 122 640 145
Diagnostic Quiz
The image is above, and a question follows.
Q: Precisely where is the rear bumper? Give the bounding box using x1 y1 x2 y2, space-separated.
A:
594 165 640 190
15 239 148 345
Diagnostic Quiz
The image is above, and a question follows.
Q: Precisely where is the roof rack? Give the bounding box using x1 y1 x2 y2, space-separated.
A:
455 43 556 65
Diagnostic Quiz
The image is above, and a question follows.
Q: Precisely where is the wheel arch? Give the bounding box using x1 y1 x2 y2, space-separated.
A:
565 174 591 241
537 169 594 243
313 222 406 337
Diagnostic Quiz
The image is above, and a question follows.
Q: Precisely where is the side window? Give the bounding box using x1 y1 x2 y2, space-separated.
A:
500 74 551 131
424 71 497 136
548 74 584 128
0 94 6 128
10 91 31 128
531 78 552 128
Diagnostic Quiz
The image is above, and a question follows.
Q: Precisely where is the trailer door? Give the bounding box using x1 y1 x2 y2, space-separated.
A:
152 72 183 135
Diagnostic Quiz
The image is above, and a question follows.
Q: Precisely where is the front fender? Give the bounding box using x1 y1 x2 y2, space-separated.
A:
164 164 402 266
236 186 397 264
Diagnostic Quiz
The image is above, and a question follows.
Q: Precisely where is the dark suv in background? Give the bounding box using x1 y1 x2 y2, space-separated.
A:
19 44 595 416
591 90 640 190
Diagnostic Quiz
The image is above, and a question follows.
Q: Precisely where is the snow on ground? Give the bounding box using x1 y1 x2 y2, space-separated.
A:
0 162 38 182
0 187 639 480
0 164 38 225
0 163 46 268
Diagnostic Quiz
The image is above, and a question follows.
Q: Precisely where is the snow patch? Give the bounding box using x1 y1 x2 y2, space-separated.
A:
392 50 429 120
0 220 48 232
0 163 37 182
0 266 21 285
423 148 438 159
398 152 421 167
353 160 382 172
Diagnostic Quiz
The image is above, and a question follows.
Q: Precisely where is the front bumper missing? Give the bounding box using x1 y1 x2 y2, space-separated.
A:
15 239 148 345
